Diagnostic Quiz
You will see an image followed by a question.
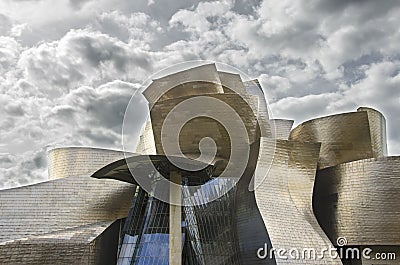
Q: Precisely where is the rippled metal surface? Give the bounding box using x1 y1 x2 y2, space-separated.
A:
254 138 343 265
315 156 400 246
289 108 387 169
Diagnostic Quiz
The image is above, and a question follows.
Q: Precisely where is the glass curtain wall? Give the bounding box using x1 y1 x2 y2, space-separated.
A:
117 173 240 265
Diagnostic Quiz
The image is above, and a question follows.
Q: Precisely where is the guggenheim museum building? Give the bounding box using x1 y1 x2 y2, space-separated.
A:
0 64 399 265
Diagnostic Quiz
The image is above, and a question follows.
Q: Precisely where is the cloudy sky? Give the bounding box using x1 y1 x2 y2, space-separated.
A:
0 0 400 189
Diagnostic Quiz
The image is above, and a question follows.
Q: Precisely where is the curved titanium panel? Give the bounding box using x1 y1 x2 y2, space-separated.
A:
218 72 260 118
0 175 134 243
314 156 400 246
234 142 276 265
0 220 121 265
150 93 259 157
357 107 388 157
143 64 224 104
218 71 246 94
135 120 157 154
244 79 272 138
254 138 342 265
270 119 294 140
48 147 132 180
289 108 387 169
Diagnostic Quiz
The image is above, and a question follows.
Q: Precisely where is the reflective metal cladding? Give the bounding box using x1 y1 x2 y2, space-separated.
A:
0 63 399 265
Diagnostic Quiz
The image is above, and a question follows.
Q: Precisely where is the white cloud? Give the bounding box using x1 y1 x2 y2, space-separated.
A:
259 74 292 101
0 36 22 75
93 11 163 44
18 29 152 96
228 0 400 76
170 0 234 33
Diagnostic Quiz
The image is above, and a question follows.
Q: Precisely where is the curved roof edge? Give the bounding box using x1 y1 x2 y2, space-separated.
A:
318 155 400 172
47 146 137 155
90 155 222 185
290 107 384 132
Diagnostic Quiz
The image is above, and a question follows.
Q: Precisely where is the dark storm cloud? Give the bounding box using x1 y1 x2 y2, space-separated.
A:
50 105 76 121
70 30 153 71
78 128 119 145
314 0 395 14
84 94 131 129
341 53 383 85
32 150 46 168
57 81 146 133
72 35 130 70
0 148 48 189
69 0 92 9
0 154 14 168
0 37 21 75
18 29 153 96
232 0 262 15
91 11 183 49
0 13 12 35
92 12 134 42
117 0 201 24
4 103 25 116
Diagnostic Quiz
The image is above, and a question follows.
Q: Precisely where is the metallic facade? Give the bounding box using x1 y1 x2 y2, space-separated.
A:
0 64 399 264
48 147 132 180
0 220 121 265
270 119 294 140
254 138 341 265
314 157 400 264
0 147 135 264
289 107 387 169
149 93 258 157
315 156 400 245
291 107 398 265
